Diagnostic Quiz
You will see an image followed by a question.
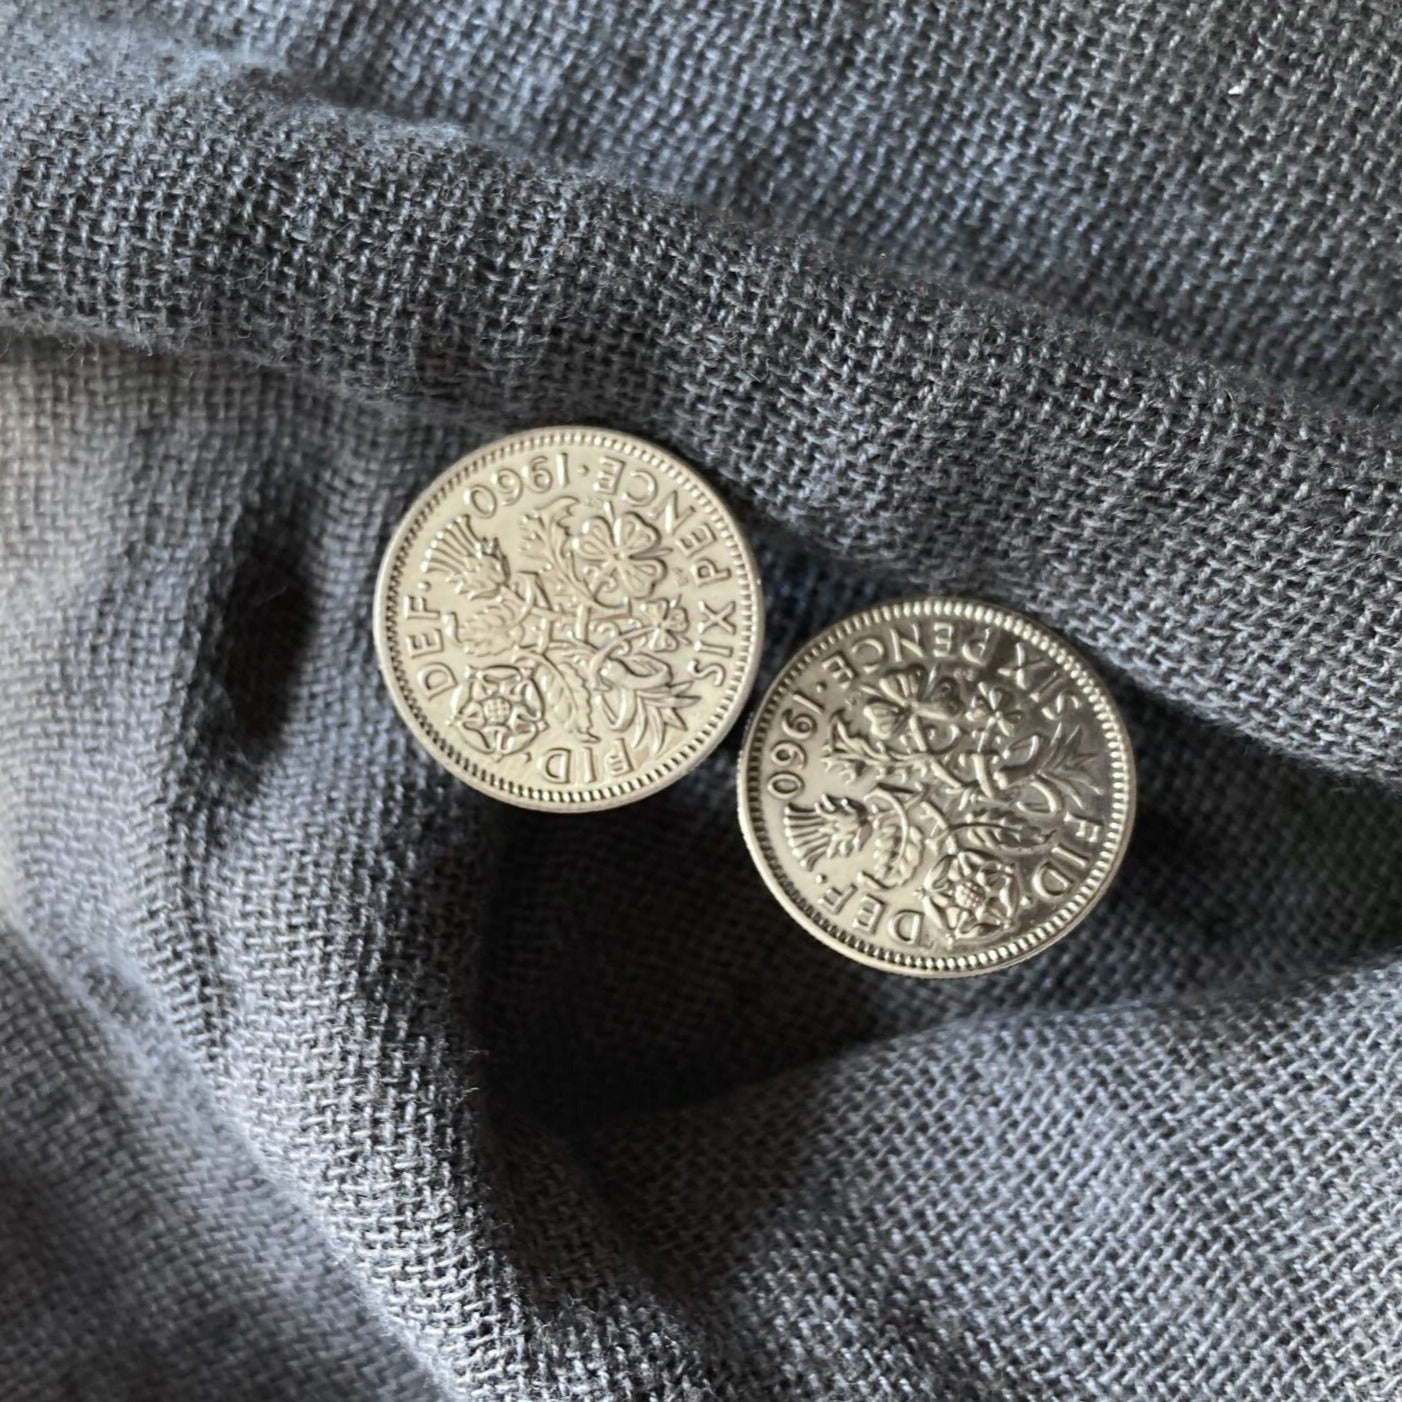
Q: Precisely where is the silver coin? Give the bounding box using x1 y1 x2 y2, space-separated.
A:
375 428 763 811
738 598 1135 976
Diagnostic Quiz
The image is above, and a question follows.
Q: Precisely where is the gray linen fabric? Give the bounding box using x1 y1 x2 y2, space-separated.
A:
2 1 1401 1397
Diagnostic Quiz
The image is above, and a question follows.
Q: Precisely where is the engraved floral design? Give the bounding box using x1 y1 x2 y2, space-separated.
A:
449 665 546 758
424 517 541 654
783 795 873 869
778 639 1111 952
859 664 963 746
427 498 701 763
633 597 690 653
921 848 1017 940
422 515 510 598
965 680 1024 740
571 512 668 607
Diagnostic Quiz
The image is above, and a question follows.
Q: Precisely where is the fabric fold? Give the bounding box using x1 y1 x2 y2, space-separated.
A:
3 20 1400 789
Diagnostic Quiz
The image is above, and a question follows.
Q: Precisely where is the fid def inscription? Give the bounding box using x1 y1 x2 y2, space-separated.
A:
738 599 1134 976
375 428 763 810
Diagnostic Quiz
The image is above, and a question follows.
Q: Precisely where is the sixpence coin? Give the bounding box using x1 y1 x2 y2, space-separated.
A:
375 428 764 811
738 598 1134 975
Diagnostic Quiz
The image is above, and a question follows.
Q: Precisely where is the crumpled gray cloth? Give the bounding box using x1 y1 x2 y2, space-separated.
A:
2 1 1400 1397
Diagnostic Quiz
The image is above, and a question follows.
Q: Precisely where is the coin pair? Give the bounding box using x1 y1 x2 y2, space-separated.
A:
375 428 1135 977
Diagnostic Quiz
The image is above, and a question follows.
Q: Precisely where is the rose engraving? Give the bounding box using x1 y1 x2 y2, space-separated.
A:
448 665 546 758
570 512 668 606
921 848 1018 940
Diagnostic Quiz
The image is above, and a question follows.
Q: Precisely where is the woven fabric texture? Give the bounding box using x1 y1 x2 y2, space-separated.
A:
2 2 1400 1398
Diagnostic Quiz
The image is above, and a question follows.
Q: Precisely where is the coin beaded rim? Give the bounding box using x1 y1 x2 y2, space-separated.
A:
374 426 764 812
737 598 1136 976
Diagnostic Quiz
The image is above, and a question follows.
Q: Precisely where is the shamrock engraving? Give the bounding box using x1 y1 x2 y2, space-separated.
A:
965 680 1025 739
570 512 668 607
632 597 690 653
